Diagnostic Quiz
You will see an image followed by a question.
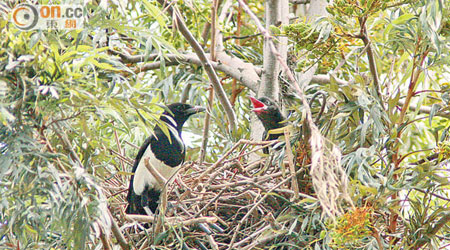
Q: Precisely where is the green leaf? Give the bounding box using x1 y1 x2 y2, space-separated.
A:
92 60 118 71
28 32 41 48
429 104 441 126
143 0 168 29
384 14 415 41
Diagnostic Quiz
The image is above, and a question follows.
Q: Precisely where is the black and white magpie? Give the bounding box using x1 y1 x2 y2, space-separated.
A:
249 96 286 153
126 103 205 215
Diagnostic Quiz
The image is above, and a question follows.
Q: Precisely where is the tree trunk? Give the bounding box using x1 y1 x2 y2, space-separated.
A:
250 0 289 152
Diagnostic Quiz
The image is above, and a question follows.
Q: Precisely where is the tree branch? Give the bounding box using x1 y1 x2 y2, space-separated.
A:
108 210 130 250
199 0 219 163
258 0 283 100
125 214 217 226
291 0 310 4
358 17 382 102
223 33 262 41
414 212 450 249
111 50 259 93
157 0 237 130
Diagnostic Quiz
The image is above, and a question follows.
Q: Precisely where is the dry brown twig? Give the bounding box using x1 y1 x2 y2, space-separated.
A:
124 214 217 226
284 128 300 200
143 158 167 233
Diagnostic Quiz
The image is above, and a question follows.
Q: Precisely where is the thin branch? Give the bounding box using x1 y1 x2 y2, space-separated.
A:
216 0 231 52
301 39 338 74
99 228 112 250
144 157 168 186
389 41 430 236
398 48 430 124
109 49 165 63
157 0 237 130
211 0 219 61
40 132 69 174
144 157 167 233
111 50 259 93
52 123 83 168
411 153 439 165
228 173 293 249
399 98 450 119
358 17 382 102
284 128 300 200
397 148 434 165
201 22 211 47
180 82 192 103
109 211 130 250
109 148 134 166
194 188 227 217
241 231 286 250
114 129 125 173
413 188 450 202
206 234 219 250
199 86 214 163
234 224 271 248
45 111 82 128
311 74 350 85
224 33 262 41
371 227 384 250
124 214 217 226
414 212 450 249
199 0 219 163
291 0 310 3
193 139 274 187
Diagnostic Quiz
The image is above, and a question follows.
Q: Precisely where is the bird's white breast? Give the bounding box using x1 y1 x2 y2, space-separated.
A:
133 146 179 195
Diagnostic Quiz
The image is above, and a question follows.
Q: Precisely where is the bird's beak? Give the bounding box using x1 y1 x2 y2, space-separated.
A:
249 96 266 113
186 105 206 115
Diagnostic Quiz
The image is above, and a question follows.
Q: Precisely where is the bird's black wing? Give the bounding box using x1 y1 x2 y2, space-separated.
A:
150 128 185 167
125 129 186 215
125 136 152 214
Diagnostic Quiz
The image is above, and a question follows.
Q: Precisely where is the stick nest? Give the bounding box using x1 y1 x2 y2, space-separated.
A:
106 139 347 249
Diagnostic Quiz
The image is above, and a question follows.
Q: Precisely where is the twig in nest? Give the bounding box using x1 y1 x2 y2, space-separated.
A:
194 188 228 217
241 231 286 250
228 174 292 249
284 128 300 200
193 139 275 187
108 210 130 250
143 158 168 233
124 214 217 226
109 149 134 166
206 234 219 250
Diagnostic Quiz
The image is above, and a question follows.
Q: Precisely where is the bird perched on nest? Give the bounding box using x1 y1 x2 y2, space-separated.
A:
126 103 205 215
249 96 286 154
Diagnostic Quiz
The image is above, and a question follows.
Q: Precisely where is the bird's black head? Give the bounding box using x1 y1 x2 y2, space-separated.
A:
162 103 205 131
249 96 285 130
